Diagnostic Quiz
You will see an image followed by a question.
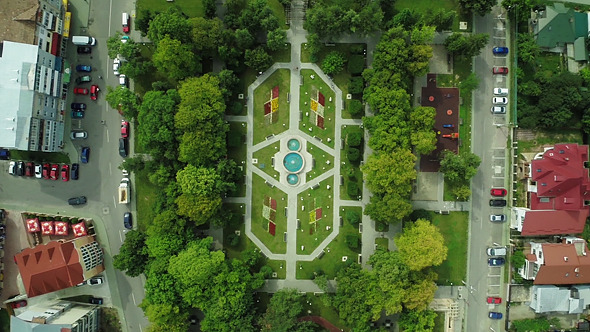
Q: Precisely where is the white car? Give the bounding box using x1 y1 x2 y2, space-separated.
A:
492 97 508 105
490 214 506 222
493 88 508 96
121 36 129 44
34 164 42 178
491 106 506 114
70 131 88 140
487 247 507 256
77 276 104 287
119 74 127 86
8 161 15 175
113 58 120 76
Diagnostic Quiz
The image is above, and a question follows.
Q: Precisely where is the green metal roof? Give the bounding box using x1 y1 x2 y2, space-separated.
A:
536 3 577 48
574 37 588 61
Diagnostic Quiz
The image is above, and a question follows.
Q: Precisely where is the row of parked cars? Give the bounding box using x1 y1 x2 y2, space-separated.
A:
9 161 80 181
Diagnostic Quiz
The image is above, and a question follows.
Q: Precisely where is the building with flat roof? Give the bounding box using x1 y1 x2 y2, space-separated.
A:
14 236 104 298
10 299 99 332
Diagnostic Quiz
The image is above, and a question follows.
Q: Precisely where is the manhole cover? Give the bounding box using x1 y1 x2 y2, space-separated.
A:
102 207 109 214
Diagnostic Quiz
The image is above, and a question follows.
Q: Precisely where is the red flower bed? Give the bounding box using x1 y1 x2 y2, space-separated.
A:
264 101 271 115
318 92 325 106
316 116 324 129
315 208 323 220
272 86 279 99
270 198 277 210
268 222 276 236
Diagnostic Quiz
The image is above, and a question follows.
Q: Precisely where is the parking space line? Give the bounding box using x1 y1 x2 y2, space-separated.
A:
132 293 136 305
106 128 109 142
109 162 112 175
113 195 116 207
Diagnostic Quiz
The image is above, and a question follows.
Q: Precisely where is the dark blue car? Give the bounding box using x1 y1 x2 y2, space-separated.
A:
488 312 503 319
81 147 90 164
492 47 509 55
71 102 87 110
488 257 505 266
76 65 92 72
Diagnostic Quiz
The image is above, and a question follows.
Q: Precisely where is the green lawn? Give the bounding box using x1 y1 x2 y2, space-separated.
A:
394 0 471 32
268 0 288 29
253 69 290 144
252 142 281 180
297 206 361 279
306 141 334 181
251 173 288 254
227 122 247 197
517 128 583 153
375 237 389 251
134 167 158 232
430 211 468 284
433 312 446 332
9 151 70 164
296 177 335 255
270 43 292 63
134 44 171 97
305 293 349 330
299 69 335 148
339 125 364 200
222 203 286 278
136 0 204 18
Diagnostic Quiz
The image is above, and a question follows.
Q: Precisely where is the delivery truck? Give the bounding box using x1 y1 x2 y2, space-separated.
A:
118 178 130 204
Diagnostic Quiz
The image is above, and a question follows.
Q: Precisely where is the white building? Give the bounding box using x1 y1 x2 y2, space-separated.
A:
10 300 100 332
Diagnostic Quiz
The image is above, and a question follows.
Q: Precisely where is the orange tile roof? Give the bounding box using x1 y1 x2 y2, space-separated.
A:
521 210 588 236
534 242 590 285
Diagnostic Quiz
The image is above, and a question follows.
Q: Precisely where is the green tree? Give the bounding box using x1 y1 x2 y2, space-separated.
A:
152 36 201 81
321 51 346 75
511 250 526 269
349 99 363 116
217 69 240 102
142 303 189 332
411 130 437 155
365 193 413 224
347 131 362 147
189 17 224 56
259 289 310 332
348 76 364 94
391 8 422 30
307 33 322 63
347 147 361 162
396 219 448 271
203 0 217 18
176 165 233 198
105 86 139 119
398 309 437 332
346 210 361 225
135 9 156 36
137 90 179 160
362 150 417 196
346 234 360 248
511 317 560 332
245 47 273 73
444 33 489 57
347 55 365 75
452 184 471 201
459 0 496 16
234 28 255 50
113 230 149 277
439 150 481 184
517 33 540 64
424 9 455 32
459 72 480 93
148 7 193 44
266 29 287 51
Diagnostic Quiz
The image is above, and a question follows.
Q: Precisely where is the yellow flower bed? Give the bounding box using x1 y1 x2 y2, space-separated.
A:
310 99 318 111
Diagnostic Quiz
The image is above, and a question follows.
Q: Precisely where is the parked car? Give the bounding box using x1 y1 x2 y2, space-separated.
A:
488 311 503 319
493 88 509 96
61 164 69 182
77 46 92 54
119 138 128 158
487 247 507 256
119 74 127 87
0 149 10 160
25 162 33 177
81 147 90 163
90 85 99 100
10 300 27 309
492 67 509 75
75 75 92 84
70 131 88 140
71 163 79 180
71 110 85 119
492 97 508 105
121 35 130 43
42 163 50 179
50 164 59 180
113 58 121 76
75 65 92 72
490 214 506 222
123 212 132 229
492 46 509 55
489 199 507 207
488 257 505 266
34 164 42 178
490 188 507 197
8 161 15 175
89 297 103 305
121 120 129 138
487 297 502 304
87 276 104 285
68 196 87 205
122 12 130 33
16 161 24 176
73 87 88 95
71 102 87 110
491 106 506 114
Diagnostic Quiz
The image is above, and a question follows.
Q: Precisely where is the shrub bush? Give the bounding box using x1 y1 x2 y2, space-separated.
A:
347 147 360 162
321 51 346 75
348 77 364 94
347 182 359 197
228 233 240 247
347 55 365 75
345 234 359 249
347 131 362 147
349 100 363 116
346 210 361 225
231 101 244 115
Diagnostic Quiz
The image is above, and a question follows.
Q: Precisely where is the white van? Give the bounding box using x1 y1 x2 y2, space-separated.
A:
72 36 96 46
487 247 507 256
122 13 130 33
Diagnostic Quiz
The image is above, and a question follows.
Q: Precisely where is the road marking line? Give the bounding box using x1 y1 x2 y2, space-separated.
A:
109 163 112 175
119 230 123 242
132 293 136 305
113 195 116 207
106 128 109 142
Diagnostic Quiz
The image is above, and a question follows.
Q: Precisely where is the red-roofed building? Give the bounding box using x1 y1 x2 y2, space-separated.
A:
512 144 590 236
520 237 590 285
14 235 104 298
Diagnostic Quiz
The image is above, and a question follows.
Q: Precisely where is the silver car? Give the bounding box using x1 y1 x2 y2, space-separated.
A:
493 88 508 96
491 106 506 114
70 131 88 139
492 97 508 105
490 214 506 222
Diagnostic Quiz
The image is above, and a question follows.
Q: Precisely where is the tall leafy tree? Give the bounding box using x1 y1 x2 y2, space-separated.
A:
245 47 273 73
459 0 496 16
439 150 481 184
148 7 193 44
137 89 180 161
113 230 149 277
152 36 201 81
396 219 448 271
321 51 346 75
189 17 224 56
105 86 139 119
259 289 315 332
398 310 438 332
362 150 417 196
266 28 287 52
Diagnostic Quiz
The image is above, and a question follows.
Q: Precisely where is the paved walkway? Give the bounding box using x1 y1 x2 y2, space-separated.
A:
222 0 388 291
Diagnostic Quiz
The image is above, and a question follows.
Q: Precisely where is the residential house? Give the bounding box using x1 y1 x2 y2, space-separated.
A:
10 299 99 332
530 285 590 314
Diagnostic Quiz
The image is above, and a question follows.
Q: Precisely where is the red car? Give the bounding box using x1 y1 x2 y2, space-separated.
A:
121 120 129 138
25 162 34 177
10 300 27 309
61 164 70 182
50 164 59 180
42 163 50 179
74 87 88 95
490 188 507 197
90 85 99 100
487 297 502 304
492 67 509 75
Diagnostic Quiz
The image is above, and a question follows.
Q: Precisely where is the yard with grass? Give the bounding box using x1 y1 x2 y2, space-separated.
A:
270 43 291 63
339 125 364 200
252 141 280 180
296 176 335 255
375 237 389 250
222 203 286 278
305 293 349 330
137 0 204 18
516 128 583 153
253 69 290 144
296 206 361 279
306 141 333 181
394 0 471 32
227 122 247 197
267 0 288 29
429 211 468 284
134 167 158 232
433 312 446 332
251 173 288 254
299 69 335 148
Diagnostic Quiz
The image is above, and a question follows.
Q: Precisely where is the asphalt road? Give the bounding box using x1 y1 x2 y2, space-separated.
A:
0 0 147 331
465 8 511 332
